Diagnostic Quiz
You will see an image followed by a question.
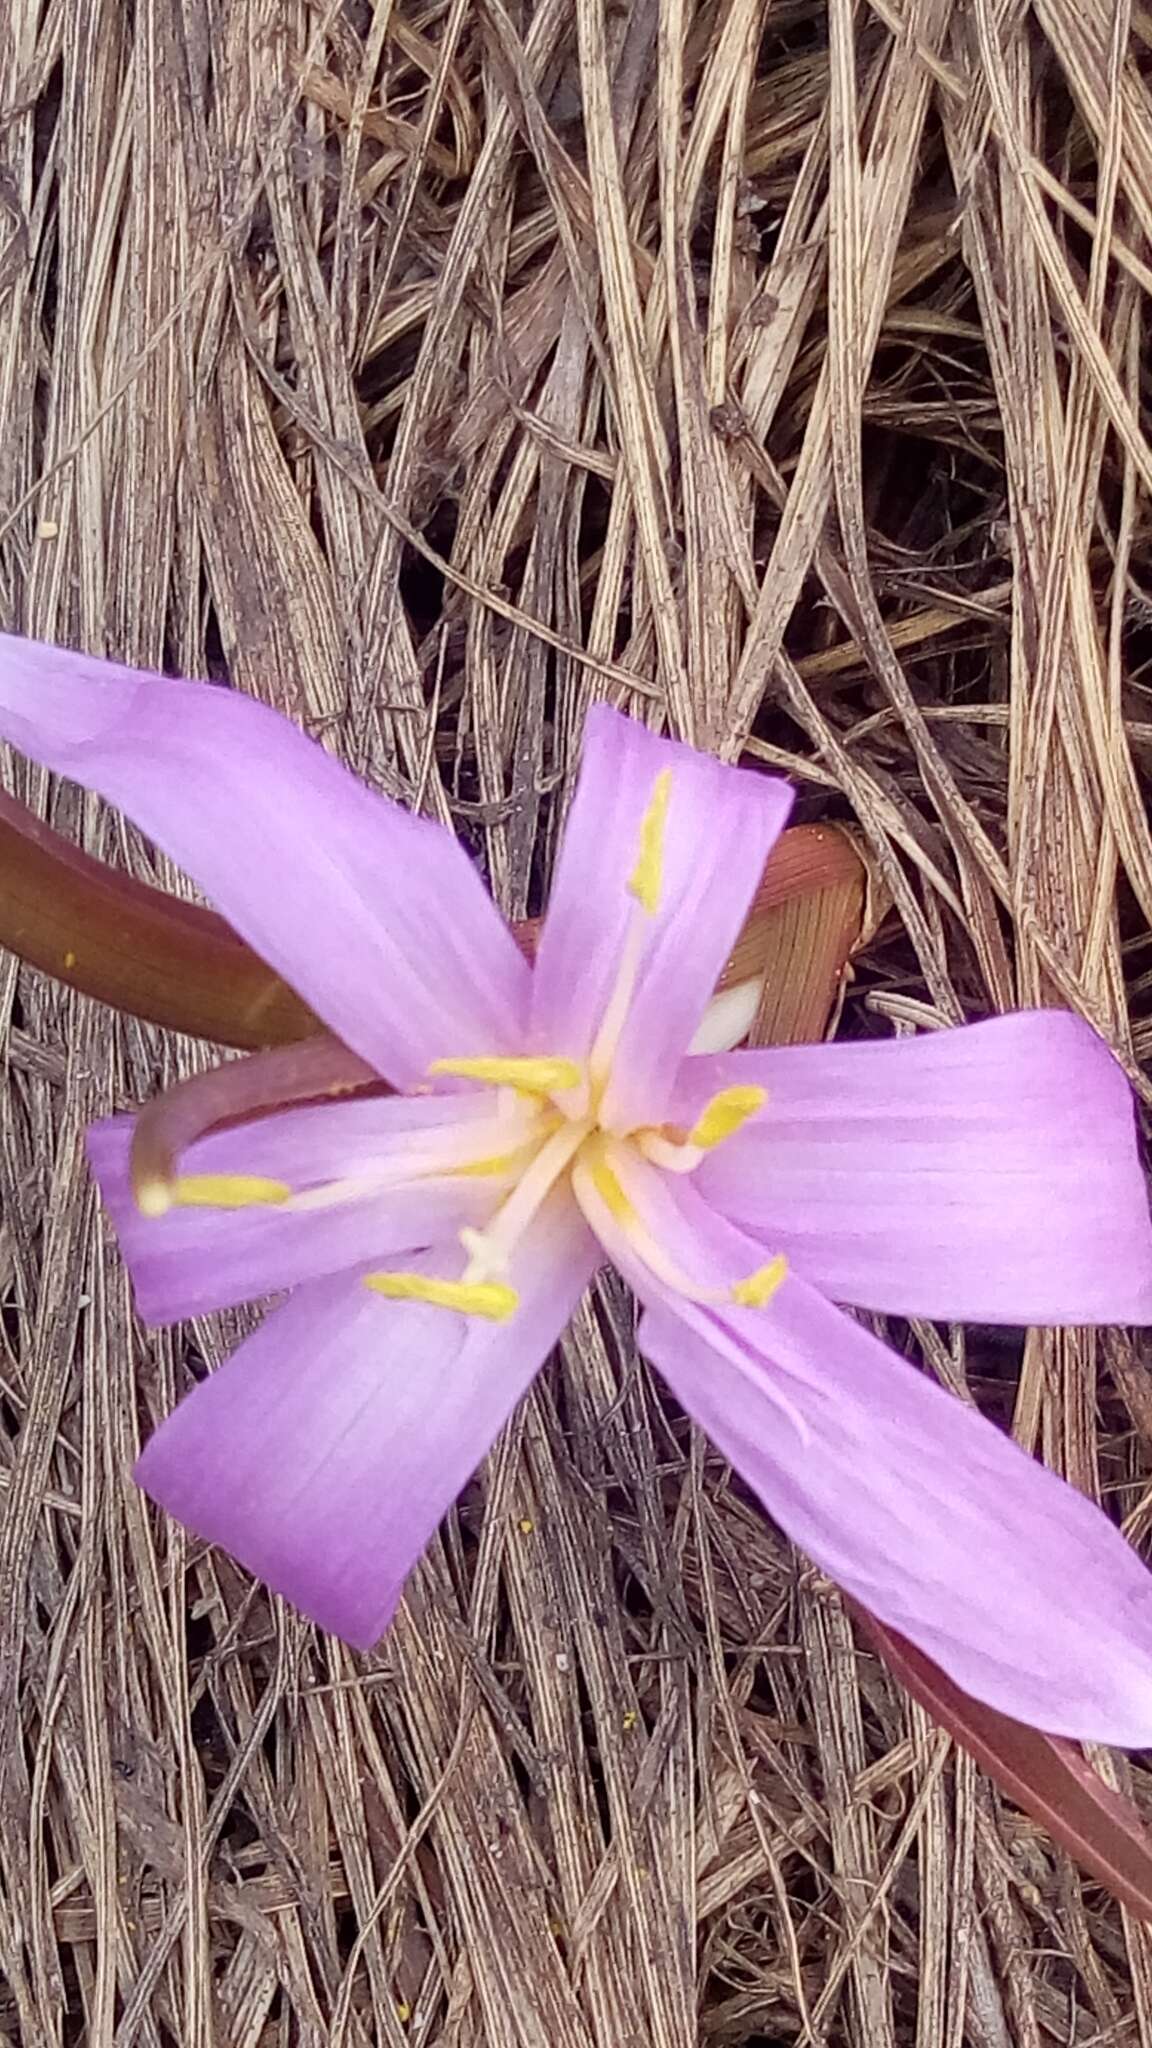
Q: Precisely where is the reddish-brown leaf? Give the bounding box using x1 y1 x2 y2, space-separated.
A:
852 1603 1152 1923
0 786 318 1045
0 787 868 1048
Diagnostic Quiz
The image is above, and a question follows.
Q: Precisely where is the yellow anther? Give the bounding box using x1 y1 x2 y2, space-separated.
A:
138 1172 292 1218
688 1084 767 1151
590 1156 636 1226
428 1055 583 1096
628 768 673 916
363 1271 519 1321
731 1255 788 1308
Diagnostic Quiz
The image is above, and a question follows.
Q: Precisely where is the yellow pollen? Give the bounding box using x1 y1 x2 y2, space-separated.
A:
628 768 673 916
688 1084 767 1151
731 1255 788 1308
428 1055 583 1096
590 1156 636 1225
137 1172 293 1218
363 1271 520 1320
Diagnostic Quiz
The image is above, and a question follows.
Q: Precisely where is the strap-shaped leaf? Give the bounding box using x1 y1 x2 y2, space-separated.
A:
0 786 318 1044
852 1605 1152 1924
0 785 866 1047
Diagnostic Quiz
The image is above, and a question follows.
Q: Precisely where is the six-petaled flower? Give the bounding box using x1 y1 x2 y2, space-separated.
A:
2 633 1152 1744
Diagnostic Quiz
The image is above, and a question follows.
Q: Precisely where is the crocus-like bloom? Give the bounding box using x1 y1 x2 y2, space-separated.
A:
3 635 1152 1743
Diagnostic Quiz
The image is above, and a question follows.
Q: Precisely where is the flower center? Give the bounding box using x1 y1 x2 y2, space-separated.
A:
146 765 786 1323
362 767 785 1321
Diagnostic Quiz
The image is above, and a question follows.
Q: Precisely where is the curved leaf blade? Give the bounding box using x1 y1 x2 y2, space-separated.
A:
852 1602 1152 1924
0 788 868 1049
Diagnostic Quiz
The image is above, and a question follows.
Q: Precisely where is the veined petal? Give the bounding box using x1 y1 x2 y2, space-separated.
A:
531 706 791 1129
639 1275 1152 1744
90 1091 527 1322
675 1012 1152 1324
0 635 529 1080
134 1191 600 1646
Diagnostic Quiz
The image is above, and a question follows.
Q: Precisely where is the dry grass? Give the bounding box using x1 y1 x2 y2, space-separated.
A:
2 0 1152 2040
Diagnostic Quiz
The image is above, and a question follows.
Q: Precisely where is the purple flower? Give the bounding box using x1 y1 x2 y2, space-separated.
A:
3 634 1152 1741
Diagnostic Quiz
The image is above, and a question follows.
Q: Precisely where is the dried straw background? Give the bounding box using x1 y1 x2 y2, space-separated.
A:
2 0 1152 2041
